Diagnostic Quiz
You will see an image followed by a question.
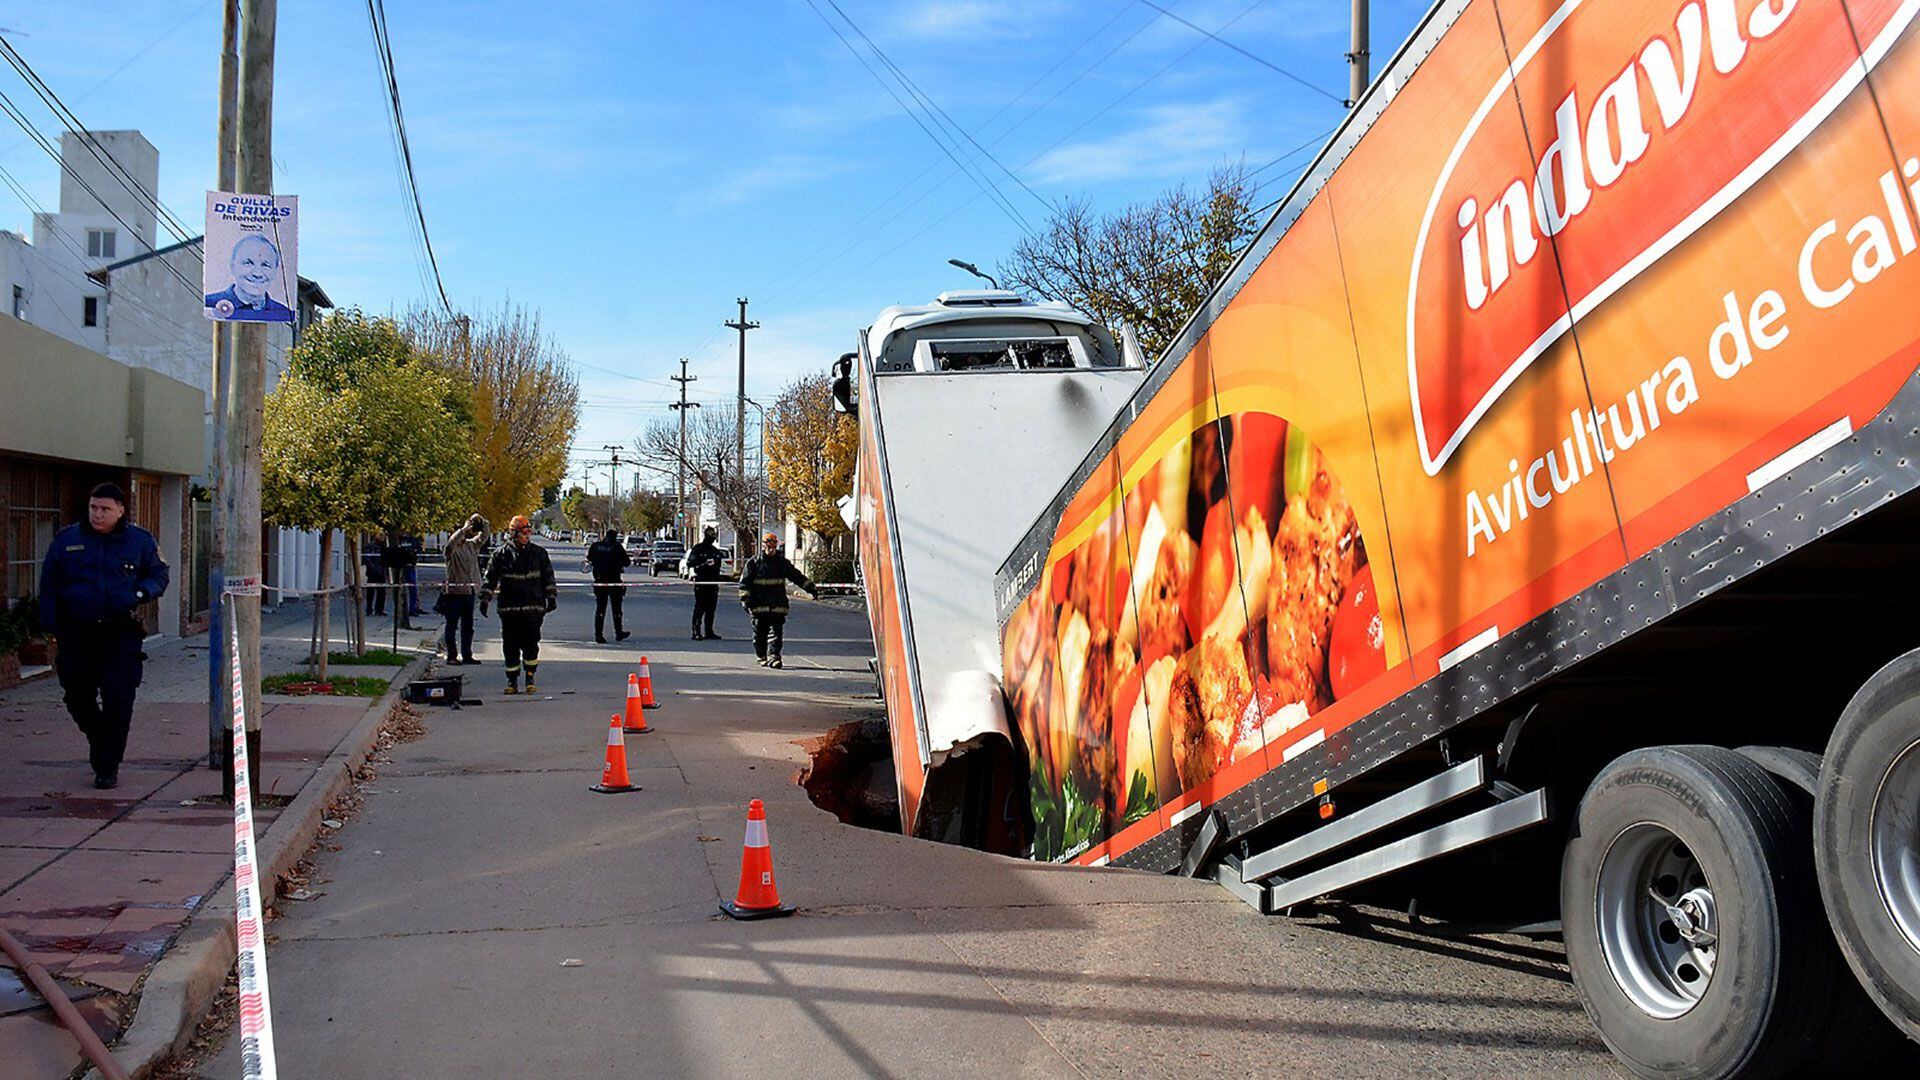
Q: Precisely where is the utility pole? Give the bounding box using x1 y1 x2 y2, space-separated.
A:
724 298 758 549
222 0 276 801
209 0 240 771
670 358 698 543
1347 0 1370 107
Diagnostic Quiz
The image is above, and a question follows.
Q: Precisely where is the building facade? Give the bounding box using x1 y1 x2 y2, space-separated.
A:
0 130 341 633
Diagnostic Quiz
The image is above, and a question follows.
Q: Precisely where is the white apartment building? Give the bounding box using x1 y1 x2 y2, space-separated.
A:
0 130 342 632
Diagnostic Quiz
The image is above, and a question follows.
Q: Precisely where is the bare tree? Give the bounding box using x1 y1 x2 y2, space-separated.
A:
997 163 1259 360
635 404 771 546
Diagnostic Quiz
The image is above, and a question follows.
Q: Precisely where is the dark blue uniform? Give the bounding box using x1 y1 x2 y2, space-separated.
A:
40 519 169 782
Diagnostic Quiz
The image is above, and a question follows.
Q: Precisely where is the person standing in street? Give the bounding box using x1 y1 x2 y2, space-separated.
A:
739 532 817 669
402 533 425 617
480 515 556 694
440 514 488 665
38 482 169 789
381 531 415 629
585 528 631 644
688 525 725 640
362 536 388 616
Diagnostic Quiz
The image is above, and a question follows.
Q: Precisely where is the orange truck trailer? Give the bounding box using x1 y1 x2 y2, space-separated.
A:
992 0 1920 1073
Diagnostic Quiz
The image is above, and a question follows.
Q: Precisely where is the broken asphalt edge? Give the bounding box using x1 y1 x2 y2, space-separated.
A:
86 650 435 1080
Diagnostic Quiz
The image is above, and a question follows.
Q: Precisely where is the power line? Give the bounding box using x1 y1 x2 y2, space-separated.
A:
0 86 203 296
0 39 199 244
820 0 1056 219
1132 0 1345 103
365 0 453 314
799 0 1035 237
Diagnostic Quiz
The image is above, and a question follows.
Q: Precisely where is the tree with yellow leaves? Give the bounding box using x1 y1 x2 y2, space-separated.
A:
405 304 579 524
765 372 857 543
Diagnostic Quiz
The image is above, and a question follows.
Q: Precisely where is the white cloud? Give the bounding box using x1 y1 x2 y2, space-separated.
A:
676 155 854 214
882 0 1072 42
1026 98 1249 186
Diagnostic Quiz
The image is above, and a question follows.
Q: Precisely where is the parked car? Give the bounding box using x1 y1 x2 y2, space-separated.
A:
624 534 651 562
648 539 685 576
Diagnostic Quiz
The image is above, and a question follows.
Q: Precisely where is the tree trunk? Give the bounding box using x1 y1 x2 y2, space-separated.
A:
316 530 333 681
349 534 366 656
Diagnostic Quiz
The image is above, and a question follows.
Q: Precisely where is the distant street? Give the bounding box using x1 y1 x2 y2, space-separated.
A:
184 543 1612 1079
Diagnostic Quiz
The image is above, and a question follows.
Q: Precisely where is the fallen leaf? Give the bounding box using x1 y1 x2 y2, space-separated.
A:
697 835 721 843
321 819 343 829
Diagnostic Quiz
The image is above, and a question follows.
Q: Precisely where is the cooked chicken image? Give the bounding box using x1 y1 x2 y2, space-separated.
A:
1136 519 1196 662
1167 631 1255 790
1266 452 1361 714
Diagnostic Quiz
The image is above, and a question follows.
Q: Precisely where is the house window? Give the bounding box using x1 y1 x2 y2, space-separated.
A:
86 228 116 258
83 296 98 327
9 285 20 319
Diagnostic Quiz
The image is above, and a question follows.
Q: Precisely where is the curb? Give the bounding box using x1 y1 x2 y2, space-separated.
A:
92 649 435 1080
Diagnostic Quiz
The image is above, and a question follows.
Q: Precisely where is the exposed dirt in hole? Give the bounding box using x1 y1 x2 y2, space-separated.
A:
795 715 900 832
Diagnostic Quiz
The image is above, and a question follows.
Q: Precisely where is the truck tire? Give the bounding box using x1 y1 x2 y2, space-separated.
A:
1735 746 1920 1068
1816 650 1920 1042
1562 745 1846 1078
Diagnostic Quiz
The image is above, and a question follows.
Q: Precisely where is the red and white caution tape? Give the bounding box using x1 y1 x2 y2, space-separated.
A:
229 622 278 1079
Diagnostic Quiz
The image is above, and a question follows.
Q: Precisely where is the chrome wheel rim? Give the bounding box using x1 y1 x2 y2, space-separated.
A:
1596 823 1717 1019
1871 738 1920 958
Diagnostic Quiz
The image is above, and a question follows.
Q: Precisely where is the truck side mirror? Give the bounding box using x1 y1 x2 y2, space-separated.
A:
831 352 857 415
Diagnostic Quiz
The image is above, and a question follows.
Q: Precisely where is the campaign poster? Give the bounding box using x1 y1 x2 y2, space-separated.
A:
203 190 297 323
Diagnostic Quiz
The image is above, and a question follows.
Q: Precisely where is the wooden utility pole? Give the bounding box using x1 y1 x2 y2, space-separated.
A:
222 0 276 801
1348 0 1370 107
670 358 698 544
724 298 757 549
209 0 240 771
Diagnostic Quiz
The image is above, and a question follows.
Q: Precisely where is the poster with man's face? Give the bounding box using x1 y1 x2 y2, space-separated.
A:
203 191 297 323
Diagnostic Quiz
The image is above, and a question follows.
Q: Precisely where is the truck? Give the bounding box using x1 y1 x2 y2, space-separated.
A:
836 289 1146 850
985 0 1920 1075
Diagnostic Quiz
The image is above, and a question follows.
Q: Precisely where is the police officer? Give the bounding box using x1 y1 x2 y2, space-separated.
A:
585 528 631 644
480 515 556 694
738 532 817 669
39 482 169 789
687 525 725 640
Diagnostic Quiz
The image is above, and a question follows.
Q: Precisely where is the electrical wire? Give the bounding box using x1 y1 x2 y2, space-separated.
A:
365 0 453 314
799 0 1035 237
0 40 199 244
0 86 203 296
1132 0 1345 103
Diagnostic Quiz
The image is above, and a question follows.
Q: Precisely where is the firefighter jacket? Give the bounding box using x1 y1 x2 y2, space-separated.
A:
739 551 816 615
482 541 557 617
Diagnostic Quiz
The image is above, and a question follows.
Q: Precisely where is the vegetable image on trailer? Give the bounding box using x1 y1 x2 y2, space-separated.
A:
990 0 1920 1074
840 290 1147 850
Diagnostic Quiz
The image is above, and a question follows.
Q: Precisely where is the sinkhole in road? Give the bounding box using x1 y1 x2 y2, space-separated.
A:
795 715 900 833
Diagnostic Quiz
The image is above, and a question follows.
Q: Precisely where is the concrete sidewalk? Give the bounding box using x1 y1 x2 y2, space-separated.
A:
0 601 432 1080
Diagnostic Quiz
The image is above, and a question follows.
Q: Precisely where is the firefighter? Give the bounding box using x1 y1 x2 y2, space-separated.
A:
39 482 170 789
687 525 725 640
738 532 817 669
480 515 556 694
585 527 631 644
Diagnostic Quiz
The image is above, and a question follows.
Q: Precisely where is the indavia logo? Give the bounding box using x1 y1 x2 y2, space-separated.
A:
1405 0 1919 476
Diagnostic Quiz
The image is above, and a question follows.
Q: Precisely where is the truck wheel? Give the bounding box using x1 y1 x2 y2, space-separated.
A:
1816 650 1920 1041
1562 745 1844 1078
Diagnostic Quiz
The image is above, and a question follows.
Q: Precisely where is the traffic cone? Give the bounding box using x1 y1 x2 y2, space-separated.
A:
589 715 639 794
623 673 651 734
637 657 661 709
720 799 794 920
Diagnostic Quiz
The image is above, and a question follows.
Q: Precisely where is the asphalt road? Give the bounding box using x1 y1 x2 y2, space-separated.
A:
193 542 1616 1078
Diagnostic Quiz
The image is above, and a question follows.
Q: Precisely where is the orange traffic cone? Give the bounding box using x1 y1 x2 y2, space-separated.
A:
623 673 651 734
589 714 639 794
637 657 661 710
720 799 795 920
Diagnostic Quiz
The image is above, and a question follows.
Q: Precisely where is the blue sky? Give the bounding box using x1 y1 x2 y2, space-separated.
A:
0 0 1429 493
